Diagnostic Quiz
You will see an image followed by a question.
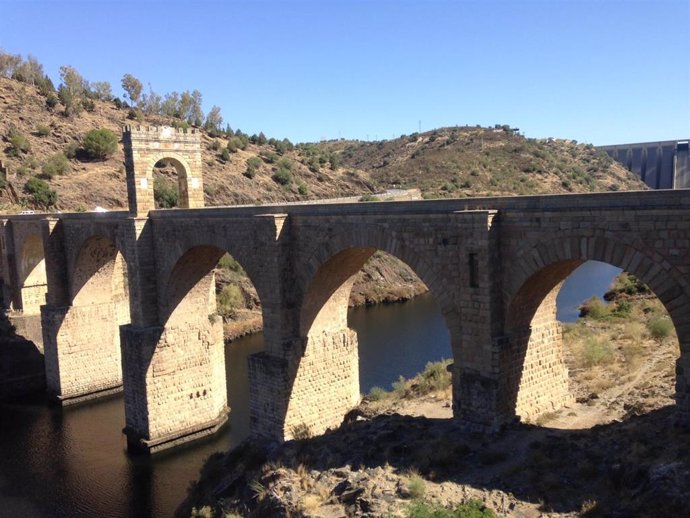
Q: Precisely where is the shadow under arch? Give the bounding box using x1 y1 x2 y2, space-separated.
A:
284 229 457 440
70 235 130 309
502 234 690 424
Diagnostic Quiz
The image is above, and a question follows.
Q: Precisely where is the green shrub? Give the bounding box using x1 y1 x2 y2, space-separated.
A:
277 157 293 171
416 360 452 394
406 473 426 500
245 156 262 179
153 176 178 208
359 194 380 202
35 125 51 137
217 284 244 316
220 148 230 162
581 337 613 367
41 153 70 178
297 182 308 195
579 297 610 320
367 386 388 401
261 151 278 164
45 92 59 109
64 142 79 159
218 253 245 274
272 167 292 186
647 317 673 342
210 139 221 151
82 128 118 160
227 136 244 153
406 499 497 518
612 299 632 317
24 177 57 208
7 127 31 156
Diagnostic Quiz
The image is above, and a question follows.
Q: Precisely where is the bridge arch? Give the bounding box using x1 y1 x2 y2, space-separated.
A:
18 234 47 314
502 234 689 423
298 226 458 338
283 226 457 439
43 233 131 403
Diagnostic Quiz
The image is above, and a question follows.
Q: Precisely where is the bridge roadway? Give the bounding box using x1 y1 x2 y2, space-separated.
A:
2 188 690 453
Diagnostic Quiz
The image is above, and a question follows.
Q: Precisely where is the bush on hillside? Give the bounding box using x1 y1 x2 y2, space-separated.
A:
648 317 673 342
24 177 57 208
41 153 70 178
272 168 292 185
82 128 118 160
6 126 31 156
35 125 51 137
244 157 262 179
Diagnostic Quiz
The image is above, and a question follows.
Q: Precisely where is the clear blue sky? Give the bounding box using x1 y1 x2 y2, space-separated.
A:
2 0 688 144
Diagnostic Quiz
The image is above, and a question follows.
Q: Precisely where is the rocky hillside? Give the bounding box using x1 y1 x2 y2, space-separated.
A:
0 77 645 213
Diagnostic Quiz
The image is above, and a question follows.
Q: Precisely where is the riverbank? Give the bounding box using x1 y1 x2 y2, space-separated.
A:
179 277 687 518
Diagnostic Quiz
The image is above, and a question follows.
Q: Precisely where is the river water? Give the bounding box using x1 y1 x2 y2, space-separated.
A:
0 261 619 517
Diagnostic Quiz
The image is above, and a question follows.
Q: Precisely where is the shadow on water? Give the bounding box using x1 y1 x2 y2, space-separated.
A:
0 311 46 400
0 330 265 518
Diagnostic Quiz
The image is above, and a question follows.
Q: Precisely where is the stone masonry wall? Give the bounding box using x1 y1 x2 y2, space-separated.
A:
121 318 227 448
498 287 572 420
283 328 360 439
42 302 122 401
20 284 47 315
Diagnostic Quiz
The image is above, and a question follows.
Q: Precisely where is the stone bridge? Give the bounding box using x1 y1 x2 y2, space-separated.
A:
1 126 689 453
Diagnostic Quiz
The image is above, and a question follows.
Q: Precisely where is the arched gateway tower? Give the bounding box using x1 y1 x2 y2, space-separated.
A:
123 125 205 216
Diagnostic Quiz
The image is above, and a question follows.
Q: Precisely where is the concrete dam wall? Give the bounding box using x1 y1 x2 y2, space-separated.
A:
598 139 690 189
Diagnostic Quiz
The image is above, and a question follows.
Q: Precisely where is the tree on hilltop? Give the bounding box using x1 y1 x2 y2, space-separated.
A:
121 73 143 105
204 105 223 133
91 81 113 101
0 50 22 78
58 65 89 116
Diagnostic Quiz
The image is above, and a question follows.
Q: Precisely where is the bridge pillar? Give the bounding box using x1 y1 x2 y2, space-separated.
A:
42 302 124 403
248 329 359 440
121 318 228 453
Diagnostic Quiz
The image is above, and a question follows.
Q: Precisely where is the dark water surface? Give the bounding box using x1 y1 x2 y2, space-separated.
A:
0 261 617 517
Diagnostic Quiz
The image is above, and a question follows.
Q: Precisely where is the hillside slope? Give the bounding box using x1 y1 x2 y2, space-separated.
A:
0 77 645 213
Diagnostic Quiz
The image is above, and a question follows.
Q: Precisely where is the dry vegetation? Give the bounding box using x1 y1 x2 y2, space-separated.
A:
0 76 645 213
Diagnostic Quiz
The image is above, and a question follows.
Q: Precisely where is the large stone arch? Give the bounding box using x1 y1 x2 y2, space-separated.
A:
155 236 273 328
18 234 47 314
298 226 459 339
280 225 458 439
500 233 690 423
42 234 131 403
